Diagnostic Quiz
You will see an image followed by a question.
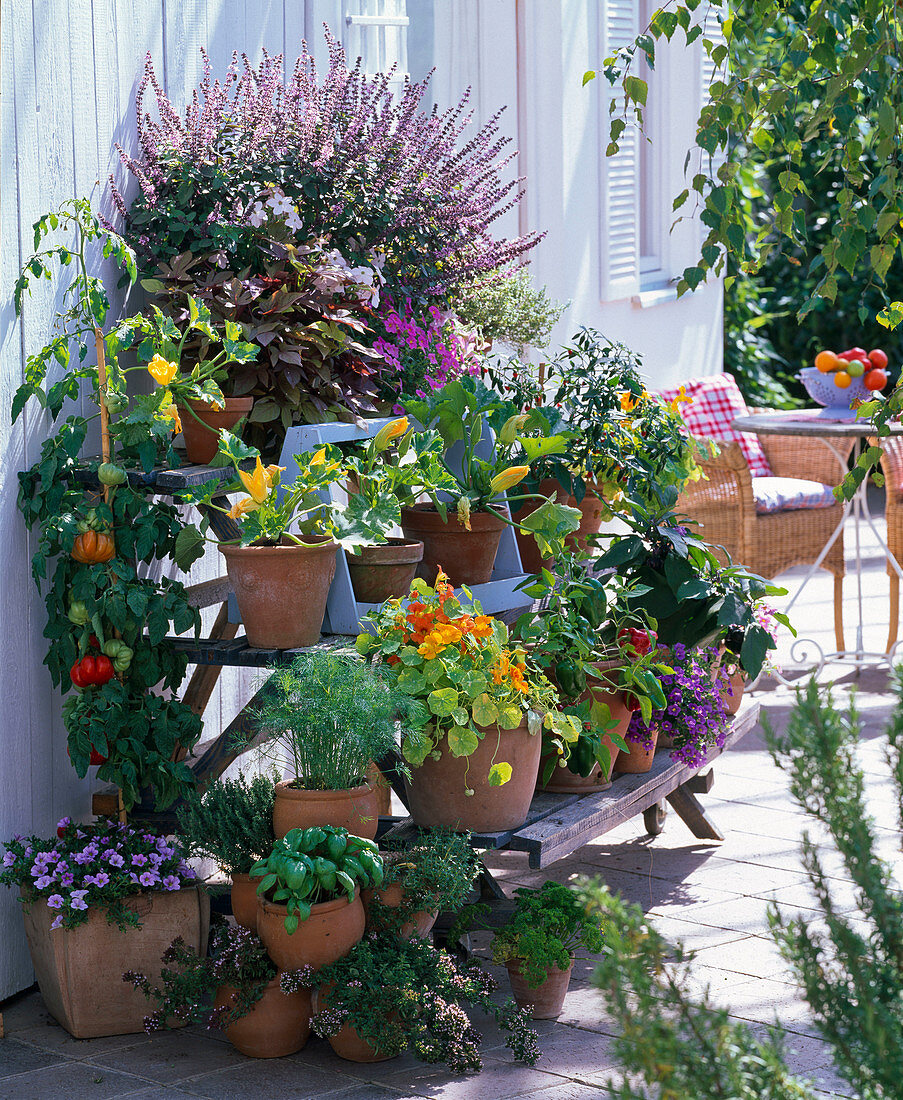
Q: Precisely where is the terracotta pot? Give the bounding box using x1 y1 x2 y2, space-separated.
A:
230 873 259 931
214 977 311 1057
400 505 506 586
720 669 746 715
219 537 337 649
538 753 612 793
346 539 424 603
565 482 608 551
362 879 438 940
512 478 568 575
20 886 209 1039
272 775 382 840
403 718 541 832
506 958 574 1019
178 397 254 465
311 989 396 1063
256 890 365 971
539 673 631 792
613 726 660 774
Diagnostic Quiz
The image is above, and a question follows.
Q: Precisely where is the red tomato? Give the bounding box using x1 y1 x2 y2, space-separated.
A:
850 346 868 360
836 350 856 361
869 349 889 369
865 368 889 391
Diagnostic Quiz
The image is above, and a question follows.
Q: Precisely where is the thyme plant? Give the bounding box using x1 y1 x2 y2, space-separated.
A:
175 772 276 877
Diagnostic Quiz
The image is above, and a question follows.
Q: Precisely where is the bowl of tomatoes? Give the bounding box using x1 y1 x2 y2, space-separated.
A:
799 346 889 414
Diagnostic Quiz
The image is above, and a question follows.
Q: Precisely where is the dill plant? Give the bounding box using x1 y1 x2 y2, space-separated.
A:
250 651 412 791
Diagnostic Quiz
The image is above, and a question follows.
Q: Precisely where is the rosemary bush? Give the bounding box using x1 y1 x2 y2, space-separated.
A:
175 772 276 877
250 652 410 791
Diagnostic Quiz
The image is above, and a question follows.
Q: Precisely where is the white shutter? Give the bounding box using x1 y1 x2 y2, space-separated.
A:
599 0 640 302
343 0 409 97
700 5 728 181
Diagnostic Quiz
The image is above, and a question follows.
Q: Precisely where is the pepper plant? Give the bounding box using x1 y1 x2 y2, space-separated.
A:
12 200 204 809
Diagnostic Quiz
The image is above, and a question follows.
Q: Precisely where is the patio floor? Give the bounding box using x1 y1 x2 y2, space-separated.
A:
1 493 898 1099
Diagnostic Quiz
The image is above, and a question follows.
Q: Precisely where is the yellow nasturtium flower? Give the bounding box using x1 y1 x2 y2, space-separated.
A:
489 466 529 493
373 417 408 452
161 404 182 435
147 354 178 386
238 457 271 504
668 385 692 414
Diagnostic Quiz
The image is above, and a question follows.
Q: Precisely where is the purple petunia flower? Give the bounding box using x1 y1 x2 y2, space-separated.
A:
59 872 74 887
162 876 180 891
34 875 54 890
46 894 64 909
106 852 125 868
84 872 110 888
138 871 159 888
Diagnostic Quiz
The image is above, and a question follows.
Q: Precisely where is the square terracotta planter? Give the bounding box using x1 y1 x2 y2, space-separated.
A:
20 885 210 1038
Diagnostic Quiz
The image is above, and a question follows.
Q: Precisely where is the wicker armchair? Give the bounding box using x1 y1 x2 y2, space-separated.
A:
876 437 903 650
676 416 853 651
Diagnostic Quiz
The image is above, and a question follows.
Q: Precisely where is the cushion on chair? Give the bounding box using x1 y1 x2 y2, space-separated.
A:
658 374 773 478
752 476 837 515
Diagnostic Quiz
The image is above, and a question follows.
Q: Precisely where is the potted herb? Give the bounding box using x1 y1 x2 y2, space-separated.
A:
124 923 312 1057
357 572 583 832
364 829 482 940
176 771 276 929
340 418 457 602
247 652 409 839
180 434 377 648
0 818 207 1039
627 644 732 767
401 379 579 585
251 826 382 969
491 881 604 1019
309 931 540 1070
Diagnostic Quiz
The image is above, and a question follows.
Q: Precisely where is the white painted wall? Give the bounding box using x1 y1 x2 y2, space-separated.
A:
411 0 724 390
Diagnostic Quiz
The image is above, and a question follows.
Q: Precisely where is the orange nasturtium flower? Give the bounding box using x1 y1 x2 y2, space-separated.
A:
147 354 178 386
238 457 271 504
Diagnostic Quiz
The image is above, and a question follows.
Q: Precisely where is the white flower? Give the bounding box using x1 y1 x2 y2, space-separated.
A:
247 202 267 228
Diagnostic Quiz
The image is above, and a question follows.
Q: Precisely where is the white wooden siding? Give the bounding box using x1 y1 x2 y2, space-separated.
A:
0 0 369 1001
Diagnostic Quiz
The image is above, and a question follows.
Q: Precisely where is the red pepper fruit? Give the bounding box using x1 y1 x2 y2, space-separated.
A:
89 747 108 765
623 693 642 712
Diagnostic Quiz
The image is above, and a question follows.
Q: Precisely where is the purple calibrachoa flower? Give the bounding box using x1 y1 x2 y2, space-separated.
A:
46 895 64 909
138 871 159 888
34 875 54 890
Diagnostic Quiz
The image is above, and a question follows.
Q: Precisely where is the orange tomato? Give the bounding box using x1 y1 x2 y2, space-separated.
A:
71 530 116 564
815 350 839 373
834 371 852 389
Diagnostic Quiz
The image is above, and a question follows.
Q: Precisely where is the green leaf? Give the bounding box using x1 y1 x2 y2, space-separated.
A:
446 726 479 757
487 762 513 786
472 693 499 727
428 687 459 717
173 526 206 572
623 76 648 106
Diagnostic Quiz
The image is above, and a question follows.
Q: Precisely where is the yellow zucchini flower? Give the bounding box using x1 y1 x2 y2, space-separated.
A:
238 456 271 504
148 354 178 386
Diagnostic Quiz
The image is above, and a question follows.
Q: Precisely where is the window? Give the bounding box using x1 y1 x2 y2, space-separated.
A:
638 0 667 287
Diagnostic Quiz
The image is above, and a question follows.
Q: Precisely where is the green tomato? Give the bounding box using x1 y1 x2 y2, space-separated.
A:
98 462 127 486
846 358 866 378
67 600 90 626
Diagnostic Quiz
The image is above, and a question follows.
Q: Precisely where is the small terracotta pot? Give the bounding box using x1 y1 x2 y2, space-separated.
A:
506 958 574 1019
230 873 259 931
540 672 631 792
311 989 396 1063
214 977 311 1057
256 890 365 971
400 504 507 586
272 775 382 840
219 537 337 649
179 397 254 465
403 718 540 832
720 668 746 715
538 753 612 793
565 482 608 551
612 726 660 774
512 478 568 575
362 878 438 940
346 539 424 603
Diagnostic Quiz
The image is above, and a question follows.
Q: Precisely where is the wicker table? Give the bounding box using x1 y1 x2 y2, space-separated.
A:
734 411 903 669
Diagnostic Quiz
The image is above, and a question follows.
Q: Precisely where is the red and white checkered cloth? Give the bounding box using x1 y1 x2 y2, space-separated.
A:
657 374 772 478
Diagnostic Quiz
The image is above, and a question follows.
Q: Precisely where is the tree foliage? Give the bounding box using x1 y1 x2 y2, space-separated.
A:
592 0 903 328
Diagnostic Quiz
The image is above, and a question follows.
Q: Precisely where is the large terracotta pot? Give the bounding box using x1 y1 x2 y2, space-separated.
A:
311 989 396 1063
230 873 259 931
219 537 337 649
20 886 209 1039
178 397 254 465
403 719 541 832
613 726 660 774
346 539 424 603
256 890 365 971
214 977 311 1057
400 505 507 586
565 482 608 552
272 775 382 840
506 958 574 1019
362 876 438 941
512 478 568 575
